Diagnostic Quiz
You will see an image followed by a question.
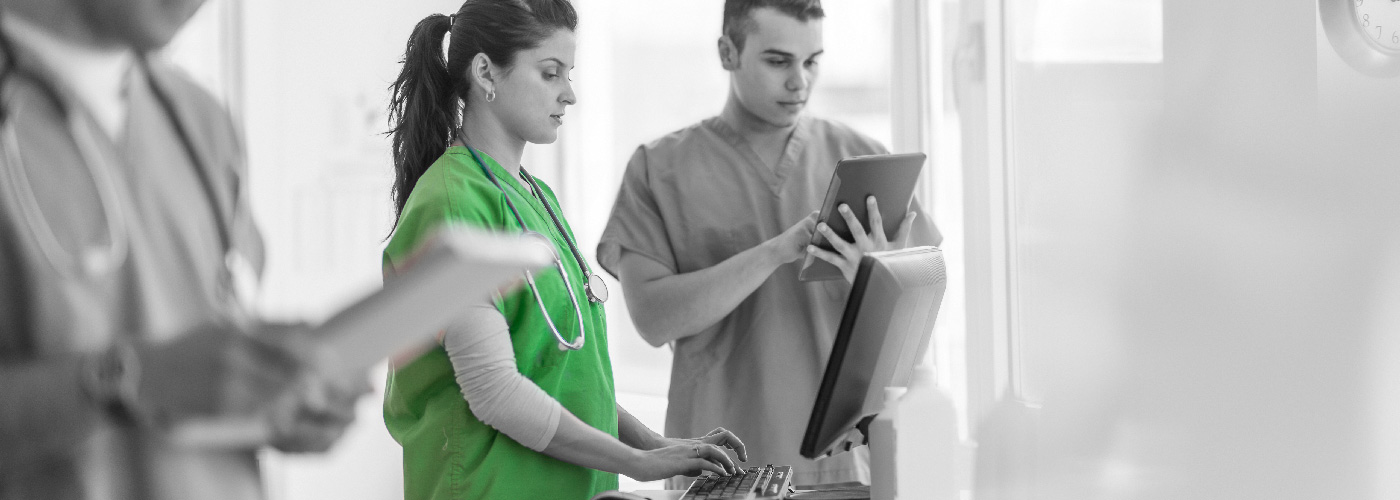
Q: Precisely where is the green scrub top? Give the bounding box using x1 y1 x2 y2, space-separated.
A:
382 147 617 500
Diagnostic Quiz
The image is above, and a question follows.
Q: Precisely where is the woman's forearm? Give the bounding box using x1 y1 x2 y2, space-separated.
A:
616 404 663 450
542 408 644 477
544 406 738 482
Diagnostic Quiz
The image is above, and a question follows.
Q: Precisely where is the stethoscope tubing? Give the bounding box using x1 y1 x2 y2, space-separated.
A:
0 38 239 291
517 163 610 305
516 166 591 280
0 96 130 280
461 142 590 351
522 261 588 351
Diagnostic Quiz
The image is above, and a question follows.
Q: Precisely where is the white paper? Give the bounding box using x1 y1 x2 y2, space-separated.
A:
171 225 553 448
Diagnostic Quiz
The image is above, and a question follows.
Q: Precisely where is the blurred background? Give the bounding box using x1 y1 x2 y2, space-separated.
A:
162 0 1400 498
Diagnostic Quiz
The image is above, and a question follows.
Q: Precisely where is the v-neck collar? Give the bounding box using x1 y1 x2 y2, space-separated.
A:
2 16 137 144
448 146 563 236
450 146 528 195
447 146 594 281
706 115 809 195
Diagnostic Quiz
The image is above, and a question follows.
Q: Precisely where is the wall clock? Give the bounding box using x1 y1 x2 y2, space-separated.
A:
1320 0 1400 77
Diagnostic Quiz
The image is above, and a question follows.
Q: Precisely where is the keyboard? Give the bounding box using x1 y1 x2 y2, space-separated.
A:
679 464 793 500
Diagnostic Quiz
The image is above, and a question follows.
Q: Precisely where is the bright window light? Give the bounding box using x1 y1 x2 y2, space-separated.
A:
1016 0 1162 63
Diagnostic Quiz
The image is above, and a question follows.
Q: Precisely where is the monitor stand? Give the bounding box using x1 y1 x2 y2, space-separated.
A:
789 419 877 500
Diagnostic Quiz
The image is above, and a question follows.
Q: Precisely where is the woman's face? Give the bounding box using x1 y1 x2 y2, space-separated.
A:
492 29 577 145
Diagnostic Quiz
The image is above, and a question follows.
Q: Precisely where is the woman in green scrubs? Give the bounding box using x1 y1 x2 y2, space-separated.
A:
381 2 747 499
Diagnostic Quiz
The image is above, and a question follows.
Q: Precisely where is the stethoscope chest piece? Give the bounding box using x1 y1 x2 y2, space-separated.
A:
585 273 608 304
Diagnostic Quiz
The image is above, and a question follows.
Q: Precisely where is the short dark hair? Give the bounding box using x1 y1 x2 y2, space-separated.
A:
722 0 824 54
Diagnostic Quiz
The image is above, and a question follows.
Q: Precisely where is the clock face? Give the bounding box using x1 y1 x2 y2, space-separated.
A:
1354 0 1400 53
1323 0 1400 76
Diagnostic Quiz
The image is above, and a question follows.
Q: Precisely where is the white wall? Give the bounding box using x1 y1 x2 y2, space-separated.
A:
967 0 1400 498
239 0 420 497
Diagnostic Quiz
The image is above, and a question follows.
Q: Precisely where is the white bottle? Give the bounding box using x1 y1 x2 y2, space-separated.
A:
872 365 960 500
870 387 904 500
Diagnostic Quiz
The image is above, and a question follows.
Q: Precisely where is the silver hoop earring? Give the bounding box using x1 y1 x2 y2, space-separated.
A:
486 89 496 103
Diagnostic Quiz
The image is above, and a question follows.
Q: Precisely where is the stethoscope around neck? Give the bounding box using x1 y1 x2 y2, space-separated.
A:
0 30 245 302
460 137 607 351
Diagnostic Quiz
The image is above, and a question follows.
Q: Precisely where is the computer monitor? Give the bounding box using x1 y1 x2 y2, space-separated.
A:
800 246 947 460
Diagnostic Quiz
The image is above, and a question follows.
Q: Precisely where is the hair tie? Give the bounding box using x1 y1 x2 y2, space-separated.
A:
447 13 456 26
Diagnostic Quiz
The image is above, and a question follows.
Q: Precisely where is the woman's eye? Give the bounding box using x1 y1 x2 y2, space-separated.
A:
544 73 559 80
766 59 788 67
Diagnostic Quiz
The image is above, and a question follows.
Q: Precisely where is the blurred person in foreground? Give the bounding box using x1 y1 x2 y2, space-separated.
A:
0 0 364 498
598 0 942 488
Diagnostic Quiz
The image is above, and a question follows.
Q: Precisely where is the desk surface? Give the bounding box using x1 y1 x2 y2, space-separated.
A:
631 491 683 500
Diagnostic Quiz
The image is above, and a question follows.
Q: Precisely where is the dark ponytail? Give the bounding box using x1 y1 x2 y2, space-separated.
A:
387 14 457 229
387 0 579 232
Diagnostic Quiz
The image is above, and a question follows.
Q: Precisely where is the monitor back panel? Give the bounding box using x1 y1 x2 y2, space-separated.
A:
801 247 946 459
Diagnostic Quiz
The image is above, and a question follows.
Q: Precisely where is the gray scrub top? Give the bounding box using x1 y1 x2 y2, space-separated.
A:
0 50 264 500
598 115 940 486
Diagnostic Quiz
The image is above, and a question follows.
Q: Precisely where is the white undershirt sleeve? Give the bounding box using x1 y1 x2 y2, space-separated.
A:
442 299 563 452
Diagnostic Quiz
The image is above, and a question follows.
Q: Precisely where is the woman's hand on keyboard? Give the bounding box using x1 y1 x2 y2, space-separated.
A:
623 441 736 481
658 427 749 463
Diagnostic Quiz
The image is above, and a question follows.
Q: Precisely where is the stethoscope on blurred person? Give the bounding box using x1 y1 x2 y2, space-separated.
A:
460 137 607 351
0 17 247 300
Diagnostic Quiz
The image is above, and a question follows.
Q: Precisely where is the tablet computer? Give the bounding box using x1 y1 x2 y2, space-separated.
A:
798 153 926 282
170 224 553 448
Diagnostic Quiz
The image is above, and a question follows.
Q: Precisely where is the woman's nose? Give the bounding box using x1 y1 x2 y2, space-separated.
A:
560 81 577 105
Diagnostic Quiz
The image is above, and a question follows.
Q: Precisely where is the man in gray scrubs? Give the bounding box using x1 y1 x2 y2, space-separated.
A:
598 0 941 488
0 0 361 498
